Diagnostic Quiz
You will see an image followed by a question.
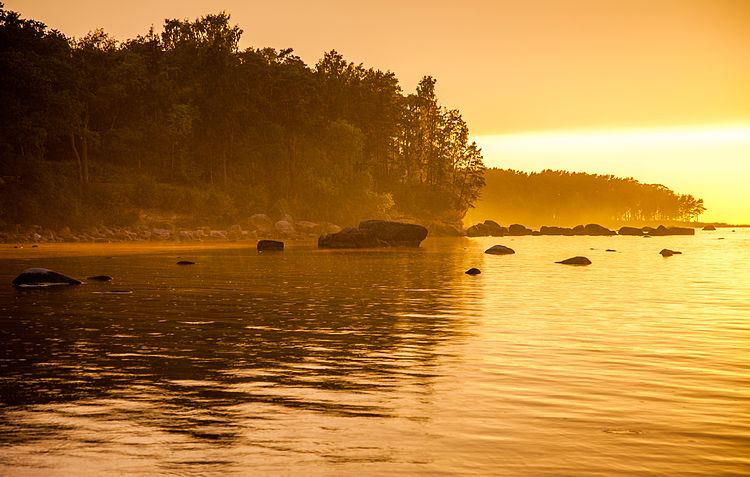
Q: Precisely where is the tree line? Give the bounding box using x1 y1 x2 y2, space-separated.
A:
0 5 485 229
470 168 706 227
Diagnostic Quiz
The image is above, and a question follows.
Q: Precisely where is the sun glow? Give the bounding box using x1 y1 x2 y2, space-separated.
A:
473 124 750 224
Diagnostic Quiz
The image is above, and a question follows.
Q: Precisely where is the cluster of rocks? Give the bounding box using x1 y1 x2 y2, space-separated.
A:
466 220 695 237
1 214 343 244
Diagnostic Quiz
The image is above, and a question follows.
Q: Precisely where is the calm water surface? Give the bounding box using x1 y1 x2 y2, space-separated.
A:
1 230 749 476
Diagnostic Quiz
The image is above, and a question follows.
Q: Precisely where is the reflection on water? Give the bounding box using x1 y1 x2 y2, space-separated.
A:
0 232 749 475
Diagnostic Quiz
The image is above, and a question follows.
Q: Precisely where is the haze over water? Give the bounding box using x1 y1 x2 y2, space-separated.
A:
1 231 748 475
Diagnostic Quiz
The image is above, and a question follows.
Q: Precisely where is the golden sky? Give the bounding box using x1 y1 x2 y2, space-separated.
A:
7 0 750 222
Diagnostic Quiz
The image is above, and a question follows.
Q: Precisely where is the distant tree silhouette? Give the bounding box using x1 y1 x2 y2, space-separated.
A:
474 168 705 225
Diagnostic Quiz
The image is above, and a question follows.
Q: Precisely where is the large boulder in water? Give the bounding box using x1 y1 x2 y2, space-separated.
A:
12 268 82 287
357 220 428 247
540 226 575 236
583 223 616 236
318 227 384 248
508 224 533 236
318 220 428 248
618 226 643 236
466 220 507 237
649 225 695 236
258 239 284 252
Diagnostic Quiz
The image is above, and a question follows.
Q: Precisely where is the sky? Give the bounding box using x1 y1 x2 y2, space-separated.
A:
7 0 750 223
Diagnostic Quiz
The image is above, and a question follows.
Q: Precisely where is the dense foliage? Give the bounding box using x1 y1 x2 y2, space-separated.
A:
470 168 706 227
0 6 485 229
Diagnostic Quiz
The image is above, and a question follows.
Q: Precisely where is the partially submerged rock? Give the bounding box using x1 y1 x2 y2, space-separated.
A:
485 245 515 255
465 268 481 275
618 226 643 236
176 260 196 265
12 268 82 287
556 256 591 265
649 225 695 236
659 249 682 257
257 239 284 252
319 220 428 248
508 224 533 236
358 220 428 247
702 225 716 231
87 275 113 281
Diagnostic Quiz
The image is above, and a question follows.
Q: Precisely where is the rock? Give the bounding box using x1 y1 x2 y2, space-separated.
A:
649 225 695 236
249 214 274 234
485 245 515 255
358 220 428 247
508 224 533 236
605 249 617 252
466 220 507 237
702 225 716 231
466 223 490 237
465 268 481 275
618 226 643 236
540 226 575 236
87 275 113 281
295 221 322 235
556 256 591 265
659 249 682 257
583 224 616 236
257 239 284 252
12 268 82 287
274 220 296 237
318 227 384 248
176 260 195 265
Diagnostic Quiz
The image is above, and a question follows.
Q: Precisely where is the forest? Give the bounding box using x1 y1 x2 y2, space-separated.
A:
0 5 485 230
467 168 706 228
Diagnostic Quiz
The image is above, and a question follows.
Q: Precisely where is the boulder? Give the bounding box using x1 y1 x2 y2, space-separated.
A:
540 226 575 236
485 245 515 255
618 226 643 236
659 249 682 257
318 227 384 249
465 268 481 275
466 223 491 237
318 220 428 248
466 220 507 237
274 220 296 237
257 239 284 252
649 225 695 236
508 224 533 236
358 220 428 247
176 260 195 265
249 214 274 234
702 225 716 231
12 268 82 287
556 256 591 265
583 223 616 236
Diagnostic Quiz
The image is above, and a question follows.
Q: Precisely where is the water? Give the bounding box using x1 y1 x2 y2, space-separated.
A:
1 230 748 476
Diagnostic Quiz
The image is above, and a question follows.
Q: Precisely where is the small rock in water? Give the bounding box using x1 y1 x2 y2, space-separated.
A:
465 268 481 275
12 268 82 287
556 256 591 265
87 275 113 282
257 239 284 252
32 244 39 248
659 249 682 257
605 249 617 252
177 260 196 265
484 245 515 255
